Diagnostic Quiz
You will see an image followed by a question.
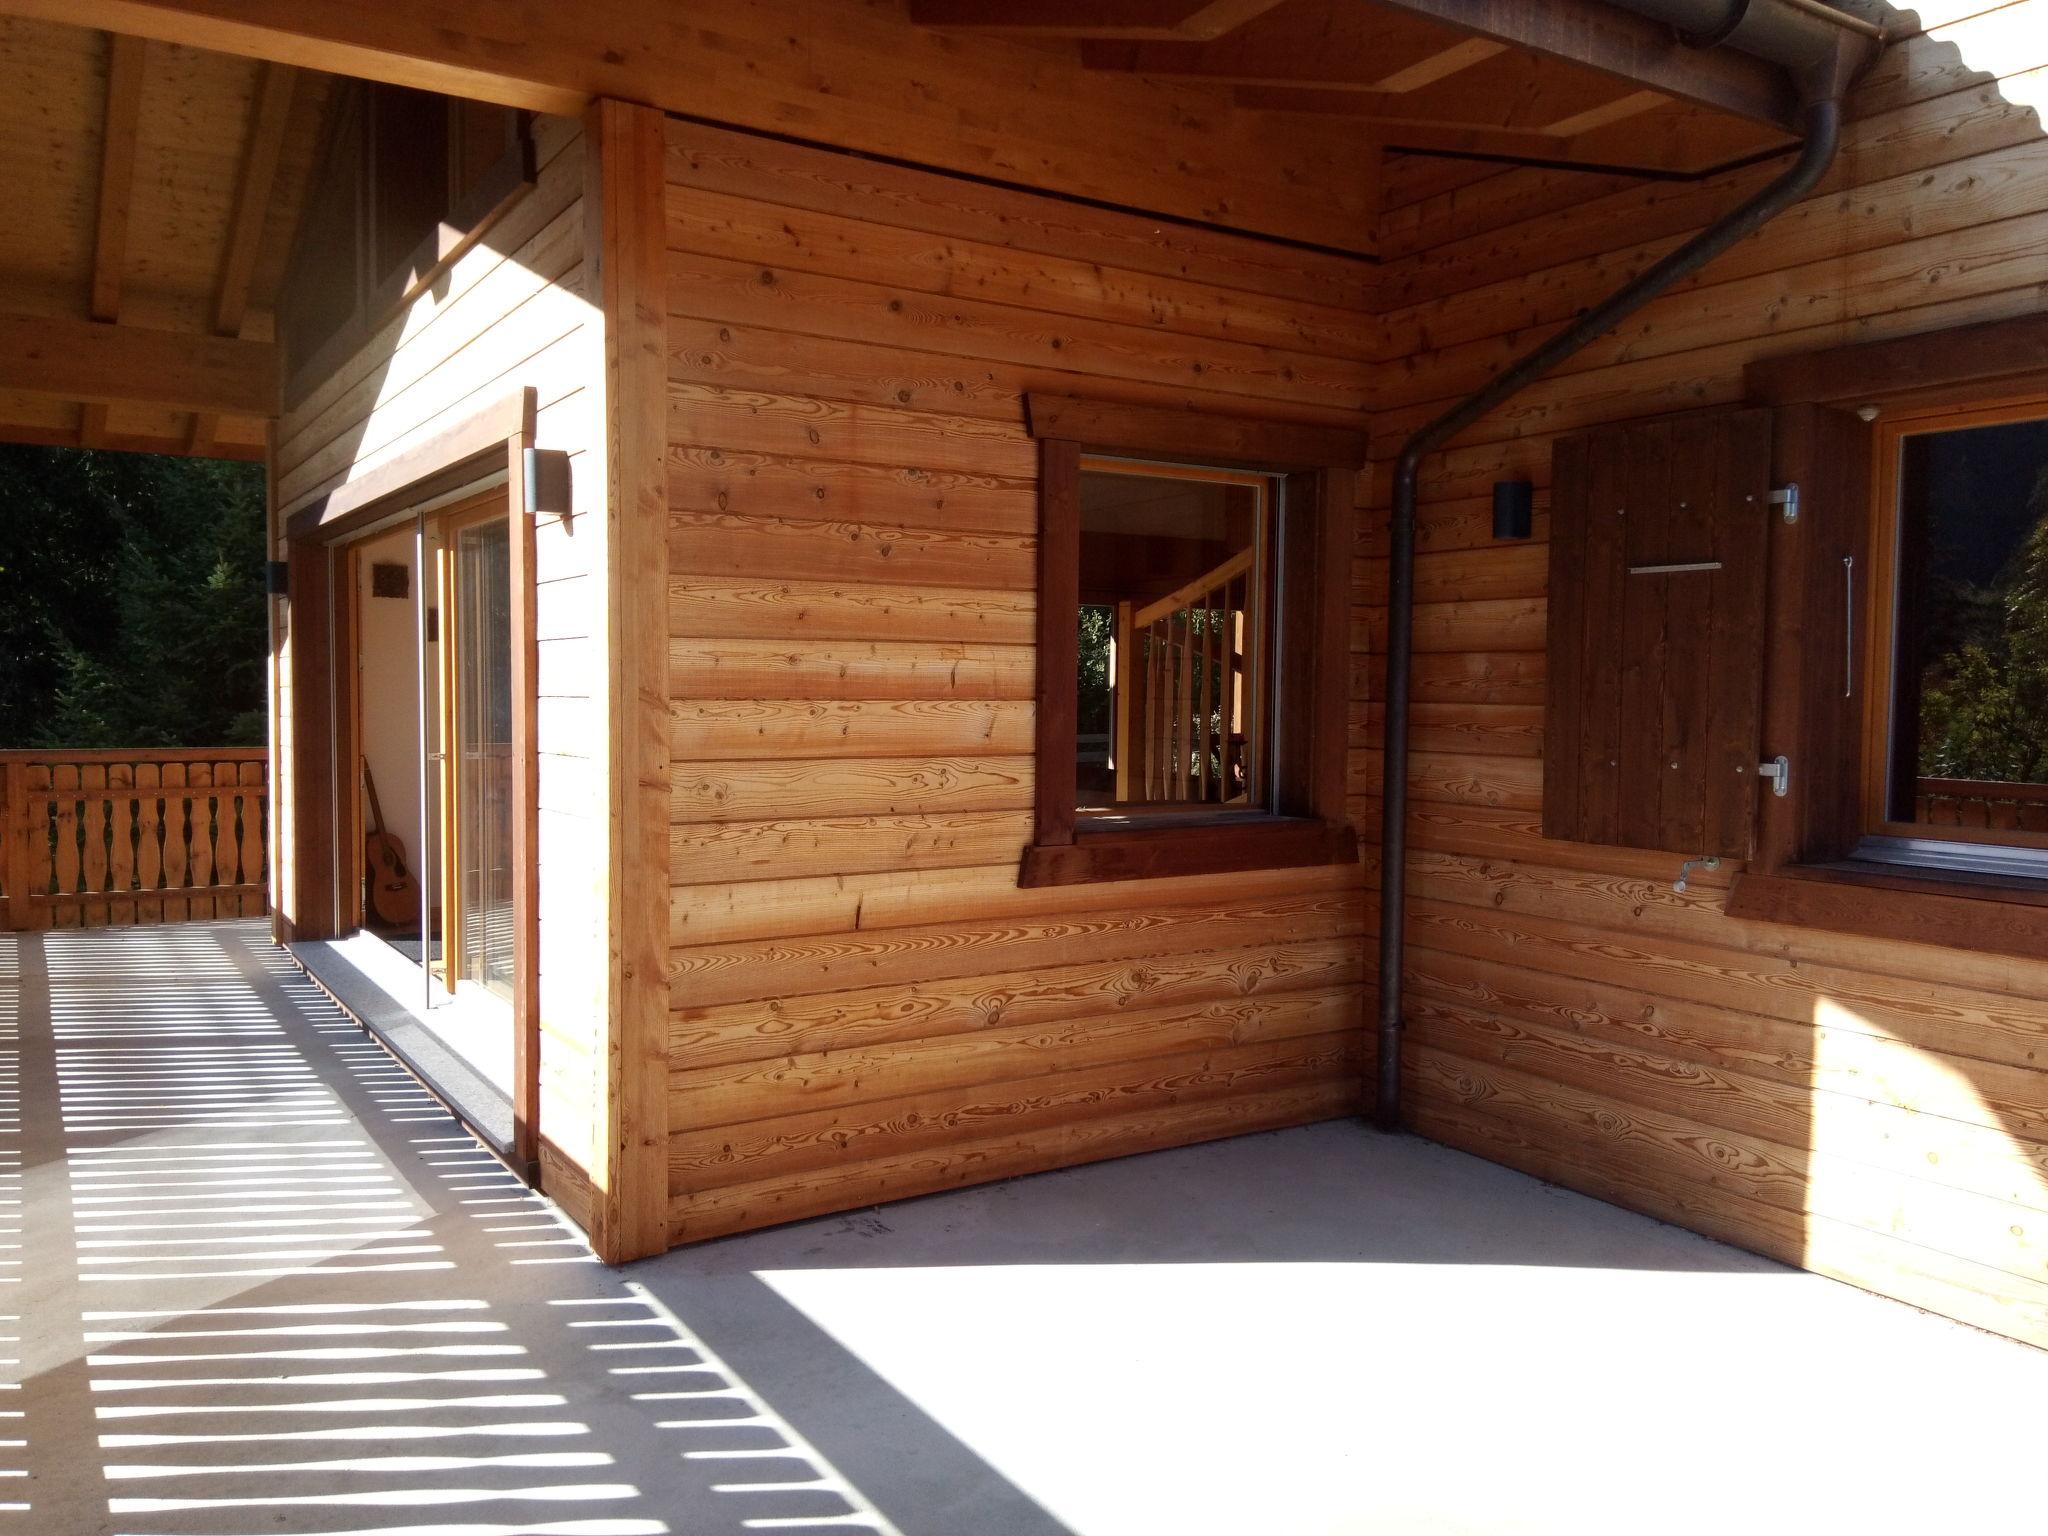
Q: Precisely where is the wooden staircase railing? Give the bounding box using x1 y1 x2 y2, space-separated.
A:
0 748 269 932
1117 546 1261 806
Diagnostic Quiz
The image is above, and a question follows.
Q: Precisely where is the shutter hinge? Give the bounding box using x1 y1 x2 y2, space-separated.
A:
1757 755 1791 797
1769 484 1800 523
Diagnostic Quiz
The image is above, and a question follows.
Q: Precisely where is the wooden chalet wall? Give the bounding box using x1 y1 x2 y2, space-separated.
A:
660 120 1377 1244
269 113 616 1229
1364 0 2048 1346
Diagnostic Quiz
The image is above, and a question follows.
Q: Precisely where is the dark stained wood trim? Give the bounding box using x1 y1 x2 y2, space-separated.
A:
1020 817 1358 887
1026 393 1366 470
1542 409 1771 859
1703 409 1774 859
1033 436 1083 850
281 539 338 941
1024 398 1359 884
1274 470 1322 817
336 543 363 933
506 430 542 1184
1308 467 1353 822
285 387 536 541
1542 431 1587 840
1727 867 2048 961
1754 402 1871 874
1746 312 2048 409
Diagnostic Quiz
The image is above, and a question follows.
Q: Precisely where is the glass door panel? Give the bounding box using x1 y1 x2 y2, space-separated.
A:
454 517 514 997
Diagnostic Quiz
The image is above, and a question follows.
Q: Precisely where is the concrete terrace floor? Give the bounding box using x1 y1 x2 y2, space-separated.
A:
0 922 2040 1536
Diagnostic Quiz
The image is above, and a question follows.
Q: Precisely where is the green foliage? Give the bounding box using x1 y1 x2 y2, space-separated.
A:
1918 466 2048 784
1077 604 1114 737
0 447 267 749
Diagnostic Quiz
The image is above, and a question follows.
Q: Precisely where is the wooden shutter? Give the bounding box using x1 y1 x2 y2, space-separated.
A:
1543 408 1774 858
1753 402 1873 871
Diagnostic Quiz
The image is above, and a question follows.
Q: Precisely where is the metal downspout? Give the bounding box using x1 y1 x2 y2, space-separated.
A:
1373 86 1852 1131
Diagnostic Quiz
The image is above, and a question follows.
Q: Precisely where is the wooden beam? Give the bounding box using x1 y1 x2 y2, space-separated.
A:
1232 87 1616 162
909 0 1286 42
0 0 587 113
1372 37 1508 94
0 417 264 460
84 32 148 449
1079 34 1506 94
1543 87 1668 137
1361 0 1799 128
1078 16 1492 91
0 0 1378 252
90 33 146 324
0 314 277 417
1229 82 1707 169
190 60 298 459
585 98 673 1266
213 62 299 339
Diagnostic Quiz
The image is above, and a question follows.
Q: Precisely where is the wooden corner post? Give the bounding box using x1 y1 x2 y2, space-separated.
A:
586 98 673 1263
279 536 339 941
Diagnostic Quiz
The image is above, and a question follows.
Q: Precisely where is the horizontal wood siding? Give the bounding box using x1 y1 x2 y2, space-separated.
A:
271 113 608 1200
1366 2 2048 1347
663 119 1375 1243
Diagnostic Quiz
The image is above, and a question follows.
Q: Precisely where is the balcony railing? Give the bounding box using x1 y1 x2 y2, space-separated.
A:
1914 776 2048 835
0 748 269 932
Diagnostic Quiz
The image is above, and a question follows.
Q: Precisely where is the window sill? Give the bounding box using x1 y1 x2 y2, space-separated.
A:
1018 816 1358 888
1726 861 2048 959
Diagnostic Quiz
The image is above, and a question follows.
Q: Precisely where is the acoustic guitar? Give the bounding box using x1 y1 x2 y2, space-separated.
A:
363 767 421 930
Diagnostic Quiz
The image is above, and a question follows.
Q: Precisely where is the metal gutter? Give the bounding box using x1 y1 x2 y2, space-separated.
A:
1373 3 1881 1130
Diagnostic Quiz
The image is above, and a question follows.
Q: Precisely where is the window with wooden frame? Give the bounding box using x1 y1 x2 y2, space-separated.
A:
1860 399 2048 870
1020 395 1362 888
1079 458 1275 814
1726 316 2048 956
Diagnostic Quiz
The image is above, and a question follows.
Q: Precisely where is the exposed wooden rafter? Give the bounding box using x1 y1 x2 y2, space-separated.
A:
0 314 277 418
1358 0 1798 128
1371 37 1507 94
189 59 297 457
211 63 299 340
1542 87 1669 138
909 0 1288 43
83 31 147 448
89 33 145 323
1078 30 1505 94
915 0 1797 175
0 0 1378 251
1231 91 1564 162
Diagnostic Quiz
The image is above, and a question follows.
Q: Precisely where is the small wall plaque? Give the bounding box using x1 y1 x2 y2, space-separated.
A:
371 562 410 599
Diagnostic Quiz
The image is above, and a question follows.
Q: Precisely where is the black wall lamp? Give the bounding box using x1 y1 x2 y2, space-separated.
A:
1492 479 1534 540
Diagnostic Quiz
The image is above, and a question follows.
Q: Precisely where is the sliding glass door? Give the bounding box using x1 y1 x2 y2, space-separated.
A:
428 503 514 999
